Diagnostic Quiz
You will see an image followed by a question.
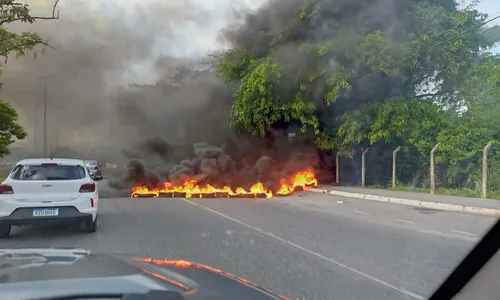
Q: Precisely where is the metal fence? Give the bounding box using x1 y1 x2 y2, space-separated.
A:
335 141 497 199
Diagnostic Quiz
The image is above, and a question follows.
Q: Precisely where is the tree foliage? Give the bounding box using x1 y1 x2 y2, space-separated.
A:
0 0 60 61
217 0 495 146
215 0 500 191
0 100 26 156
0 0 60 156
436 58 500 171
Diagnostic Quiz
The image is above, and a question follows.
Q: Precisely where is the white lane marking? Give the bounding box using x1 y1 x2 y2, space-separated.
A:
396 219 415 225
180 198 424 300
354 210 370 215
450 229 477 237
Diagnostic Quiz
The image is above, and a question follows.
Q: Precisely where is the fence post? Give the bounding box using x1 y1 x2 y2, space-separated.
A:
430 142 440 194
335 154 339 184
482 141 493 199
361 148 369 188
392 146 401 189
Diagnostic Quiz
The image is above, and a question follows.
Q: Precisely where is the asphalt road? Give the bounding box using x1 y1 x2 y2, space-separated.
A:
0 192 497 300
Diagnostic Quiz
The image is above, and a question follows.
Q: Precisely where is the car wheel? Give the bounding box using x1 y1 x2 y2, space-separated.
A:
0 225 11 238
84 218 97 233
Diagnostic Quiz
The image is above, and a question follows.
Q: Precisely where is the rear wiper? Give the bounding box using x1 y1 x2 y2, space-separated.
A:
32 290 186 300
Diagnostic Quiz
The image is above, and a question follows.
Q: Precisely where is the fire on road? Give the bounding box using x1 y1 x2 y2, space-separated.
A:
131 169 318 199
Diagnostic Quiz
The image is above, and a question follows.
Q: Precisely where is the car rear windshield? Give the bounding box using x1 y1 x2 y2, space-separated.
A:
10 164 86 181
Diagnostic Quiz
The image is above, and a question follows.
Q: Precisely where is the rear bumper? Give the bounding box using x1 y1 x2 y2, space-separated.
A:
0 206 93 226
0 194 98 225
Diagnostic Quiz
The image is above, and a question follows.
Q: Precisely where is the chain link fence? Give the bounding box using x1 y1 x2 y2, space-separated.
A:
335 142 499 199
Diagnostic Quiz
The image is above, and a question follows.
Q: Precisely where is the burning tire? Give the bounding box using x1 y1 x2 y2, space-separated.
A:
130 169 318 199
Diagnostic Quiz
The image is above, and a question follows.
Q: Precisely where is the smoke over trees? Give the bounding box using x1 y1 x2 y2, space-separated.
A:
216 0 496 150
212 0 500 194
1 0 499 195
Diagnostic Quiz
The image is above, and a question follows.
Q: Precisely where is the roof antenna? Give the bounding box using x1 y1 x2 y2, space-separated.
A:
50 145 53 160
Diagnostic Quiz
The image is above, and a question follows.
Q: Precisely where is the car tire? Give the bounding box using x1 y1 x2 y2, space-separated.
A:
84 218 97 233
0 225 11 238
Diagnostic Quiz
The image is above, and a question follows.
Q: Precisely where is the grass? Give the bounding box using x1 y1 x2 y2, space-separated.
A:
0 169 9 182
364 184 500 200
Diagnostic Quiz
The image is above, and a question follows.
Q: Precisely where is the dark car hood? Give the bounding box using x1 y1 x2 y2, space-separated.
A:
0 248 288 300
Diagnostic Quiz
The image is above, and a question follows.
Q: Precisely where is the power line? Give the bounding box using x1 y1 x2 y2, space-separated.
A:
356 13 500 82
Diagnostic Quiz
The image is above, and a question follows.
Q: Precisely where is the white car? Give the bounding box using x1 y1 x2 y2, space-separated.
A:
0 158 101 237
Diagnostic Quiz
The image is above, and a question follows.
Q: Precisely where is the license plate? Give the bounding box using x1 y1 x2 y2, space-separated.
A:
32 208 59 217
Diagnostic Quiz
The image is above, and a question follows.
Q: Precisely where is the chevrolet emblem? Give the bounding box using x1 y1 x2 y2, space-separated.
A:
42 184 52 188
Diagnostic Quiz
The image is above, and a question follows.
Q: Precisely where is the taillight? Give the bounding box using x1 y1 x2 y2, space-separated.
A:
0 184 14 194
79 182 95 193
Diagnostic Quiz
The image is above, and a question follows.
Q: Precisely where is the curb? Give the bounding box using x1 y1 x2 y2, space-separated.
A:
308 188 500 217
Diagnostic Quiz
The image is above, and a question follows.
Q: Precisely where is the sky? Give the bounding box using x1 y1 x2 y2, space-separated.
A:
471 0 500 53
100 0 500 55
93 0 262 54
61 0 500 83
13 0 500 87
76 0 265 84
24 0 500 82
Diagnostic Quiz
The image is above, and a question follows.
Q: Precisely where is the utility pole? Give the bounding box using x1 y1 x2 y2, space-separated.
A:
43 78 47 157
34 105 38 152
1 70 60 157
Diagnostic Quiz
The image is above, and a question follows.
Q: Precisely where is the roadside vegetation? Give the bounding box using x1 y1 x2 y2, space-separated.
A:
0 168 9 182
380 167 500 200
211 0 500 198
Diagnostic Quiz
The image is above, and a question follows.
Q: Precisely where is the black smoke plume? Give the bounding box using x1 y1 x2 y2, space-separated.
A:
2 0 237 159
111 139 318 193
4 0 398 192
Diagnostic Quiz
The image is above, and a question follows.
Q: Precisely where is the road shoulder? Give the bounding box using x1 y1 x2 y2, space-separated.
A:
309 186 500 216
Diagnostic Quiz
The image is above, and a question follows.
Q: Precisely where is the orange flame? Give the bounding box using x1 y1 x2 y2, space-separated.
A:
131 169 317 198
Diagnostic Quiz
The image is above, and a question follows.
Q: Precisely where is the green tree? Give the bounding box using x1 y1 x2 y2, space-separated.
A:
0 0 60 157
434 57 500 187
439 58 500 159
0 0 60 60
0 101 26 155
215 0 498 154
